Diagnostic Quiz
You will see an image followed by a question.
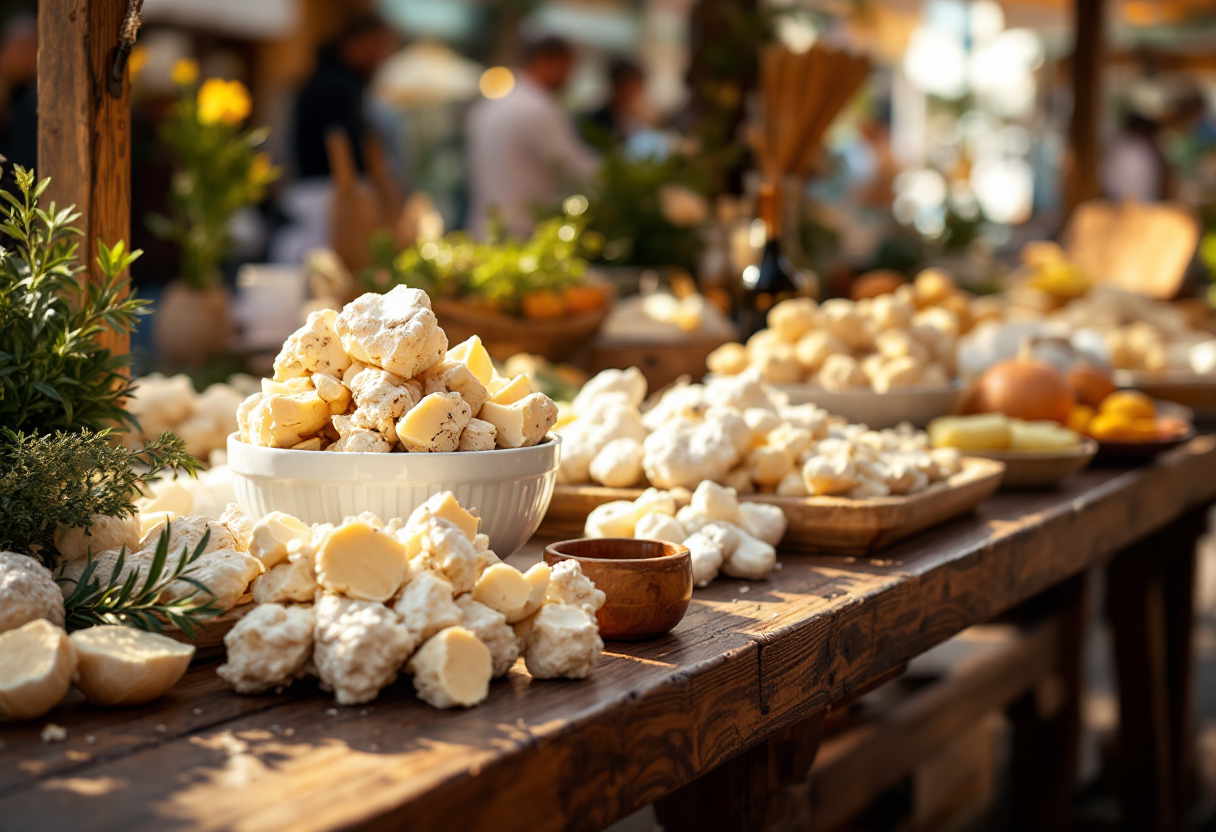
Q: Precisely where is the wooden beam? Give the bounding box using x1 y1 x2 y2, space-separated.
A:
37 0 132 354
1065 0 1106 215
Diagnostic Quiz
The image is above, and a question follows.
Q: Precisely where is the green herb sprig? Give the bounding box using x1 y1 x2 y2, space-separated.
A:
0 428 201 564
0 165 148 434
61 525 220 637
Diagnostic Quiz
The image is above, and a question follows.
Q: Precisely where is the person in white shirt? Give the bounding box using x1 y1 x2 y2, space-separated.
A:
466 36 598 237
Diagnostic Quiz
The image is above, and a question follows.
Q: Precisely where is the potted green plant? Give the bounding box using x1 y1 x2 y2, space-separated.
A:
148 59 279 368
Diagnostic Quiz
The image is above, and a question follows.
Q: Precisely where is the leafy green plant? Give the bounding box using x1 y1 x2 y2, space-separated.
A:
148 66 279 290
368 216 590 316
0 166 146 434
0 428 200 565
62 525 221 636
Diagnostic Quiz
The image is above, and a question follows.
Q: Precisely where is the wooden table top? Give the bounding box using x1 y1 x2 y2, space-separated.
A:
3 435 1215 832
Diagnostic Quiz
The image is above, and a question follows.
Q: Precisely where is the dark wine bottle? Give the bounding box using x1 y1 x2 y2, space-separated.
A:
737 181 810 339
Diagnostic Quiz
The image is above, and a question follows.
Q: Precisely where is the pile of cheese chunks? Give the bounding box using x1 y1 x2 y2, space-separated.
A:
218 492 605 708
707 295 960 392
237 286 558 453
557 367 964 499
585 482 786 587
124 373 252 462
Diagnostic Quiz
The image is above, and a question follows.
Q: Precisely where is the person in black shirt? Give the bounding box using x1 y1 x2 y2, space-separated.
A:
291 14 396 180
580 58 645 151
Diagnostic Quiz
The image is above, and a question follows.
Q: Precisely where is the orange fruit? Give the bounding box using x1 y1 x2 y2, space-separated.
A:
1067 405 1095 435
1087 412 1137 441
1099 390 1155 421
521 290 566 320
1066 364 1118 408
563 284 606 315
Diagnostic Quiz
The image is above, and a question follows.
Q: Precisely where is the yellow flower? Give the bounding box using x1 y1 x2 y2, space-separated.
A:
128 46 148 79
197 78 251 126
249 152 273 184
171 58 199 87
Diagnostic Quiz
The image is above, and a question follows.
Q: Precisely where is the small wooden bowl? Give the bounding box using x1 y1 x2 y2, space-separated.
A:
544 539 692 641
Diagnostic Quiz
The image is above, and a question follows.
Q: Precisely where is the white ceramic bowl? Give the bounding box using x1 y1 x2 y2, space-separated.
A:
226 434 561 556
776 381 966 429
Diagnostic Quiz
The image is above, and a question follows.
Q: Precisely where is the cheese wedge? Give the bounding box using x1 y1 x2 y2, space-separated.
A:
477 393 557 449
446 336 494 386
316 521 411 602
397 392 472 453
406 491 480 549
486 374 531 406
70 626 194 706
248 511 311 569
472 563 532 616
0 620 76 720
503 562 551 624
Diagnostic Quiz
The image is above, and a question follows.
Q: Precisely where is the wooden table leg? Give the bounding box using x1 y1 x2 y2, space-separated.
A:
654 711 826 832
1107 506 1208 832
1006 572 1088 832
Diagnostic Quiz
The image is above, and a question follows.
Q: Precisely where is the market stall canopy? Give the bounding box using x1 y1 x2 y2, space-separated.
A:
142 0 297 39
374 41 483 107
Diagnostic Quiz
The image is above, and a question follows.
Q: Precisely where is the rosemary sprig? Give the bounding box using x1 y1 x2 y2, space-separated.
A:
61 524 221 639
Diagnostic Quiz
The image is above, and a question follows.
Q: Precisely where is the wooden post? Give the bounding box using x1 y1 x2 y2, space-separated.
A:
37 0 132 354
1065 0 1106 215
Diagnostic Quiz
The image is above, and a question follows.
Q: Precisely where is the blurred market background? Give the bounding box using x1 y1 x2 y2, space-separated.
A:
4 0 1216 829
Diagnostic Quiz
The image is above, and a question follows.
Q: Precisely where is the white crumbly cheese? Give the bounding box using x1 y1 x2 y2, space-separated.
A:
252 542 317 604
690 481 741 525
403 492 480 548
0 552 65 634
457 418 497 452
53 514 140 561
454 596 519 678
272 309 353 381
523 604 603 680
312 372 352 415
543 560 605 615
157 548 263 612
642 417 740 490
572 367 646 412
633 513 687 545
472 563 533 617
588 437 645 487
397 392 472 453
219 504 255 552
392 570 463 642
316 521 411 603
0 620 76 720
477 393 557 449
409 517 479 594
313 593 416 705
143 514 237 559
348 368 418 443
584 500 642 538
446 335 495 386
736 502 787 547
217 604 315 694
697 523 741 559
720 530 776 581
248 511 311 568
683 532 725 588
330 426 392 453
420 359 489 416
70 626 195 706
334 286 448 379
407 626 493 709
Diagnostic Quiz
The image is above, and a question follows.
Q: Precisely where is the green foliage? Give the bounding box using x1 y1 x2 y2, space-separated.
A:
0 166 147 434
62 525 221 636
149 76 279 290
0 428 201 564
368 216 589 316
572 149 713 273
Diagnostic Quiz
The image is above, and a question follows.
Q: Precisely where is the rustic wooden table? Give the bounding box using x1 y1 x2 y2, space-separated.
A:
3 435 1214 832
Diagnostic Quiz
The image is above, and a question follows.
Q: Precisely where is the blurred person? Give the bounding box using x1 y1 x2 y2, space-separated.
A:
271 14 397 263
0 15 37 179
466 35 597 238
581 58 646 150
1103 112 1168 203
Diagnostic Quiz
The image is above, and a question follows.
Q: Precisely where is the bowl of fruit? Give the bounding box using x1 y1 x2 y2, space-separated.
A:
1068 390 1195 461
368 218 614 363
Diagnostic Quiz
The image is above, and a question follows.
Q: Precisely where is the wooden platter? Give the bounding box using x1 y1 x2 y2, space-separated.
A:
164 602 253 661
539 457 1006 555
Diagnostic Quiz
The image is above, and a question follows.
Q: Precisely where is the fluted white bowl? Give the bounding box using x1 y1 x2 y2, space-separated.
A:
226 433 561 556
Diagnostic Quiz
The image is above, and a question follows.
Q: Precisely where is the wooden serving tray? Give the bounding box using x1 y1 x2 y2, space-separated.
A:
165 601 253 662
539 457 1006 555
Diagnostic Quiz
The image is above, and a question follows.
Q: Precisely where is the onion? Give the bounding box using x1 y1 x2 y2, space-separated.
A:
1066 364 1117 408
974 341 1075 423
